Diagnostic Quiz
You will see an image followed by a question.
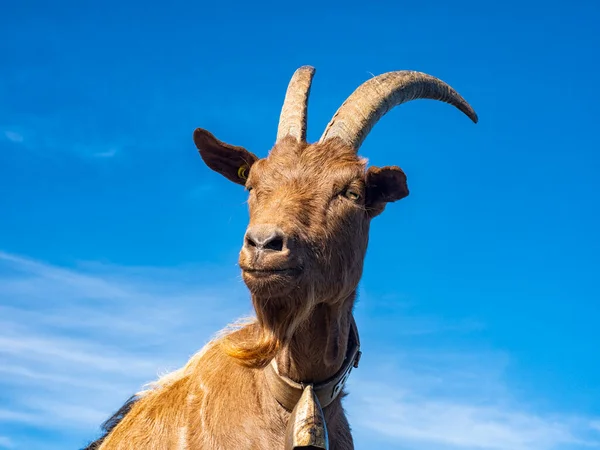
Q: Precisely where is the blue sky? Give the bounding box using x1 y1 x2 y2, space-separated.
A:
1 0 599 449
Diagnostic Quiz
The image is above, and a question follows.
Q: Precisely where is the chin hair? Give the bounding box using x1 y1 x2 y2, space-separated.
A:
220 290 316 369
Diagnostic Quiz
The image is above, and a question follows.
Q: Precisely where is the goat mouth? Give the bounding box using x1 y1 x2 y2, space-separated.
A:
240 266 303 297
241 267 301 278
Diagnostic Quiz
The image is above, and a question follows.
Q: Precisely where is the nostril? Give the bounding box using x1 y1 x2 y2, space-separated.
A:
245 235 257 248
264 235 284 252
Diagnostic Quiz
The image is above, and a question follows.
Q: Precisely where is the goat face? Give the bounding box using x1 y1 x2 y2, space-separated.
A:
193 130 409 311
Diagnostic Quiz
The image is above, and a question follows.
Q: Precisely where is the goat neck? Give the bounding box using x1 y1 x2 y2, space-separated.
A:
274 295 355 384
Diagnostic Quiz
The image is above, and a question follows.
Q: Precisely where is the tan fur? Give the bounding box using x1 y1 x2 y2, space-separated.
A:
92 87 415 450
98 323 353 449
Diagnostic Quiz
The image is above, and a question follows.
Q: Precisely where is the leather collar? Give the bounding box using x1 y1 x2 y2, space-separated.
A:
264 317 361 411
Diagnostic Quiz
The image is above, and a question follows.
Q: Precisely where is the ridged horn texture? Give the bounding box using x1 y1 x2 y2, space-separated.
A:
319 71 478 150
276 65 316 143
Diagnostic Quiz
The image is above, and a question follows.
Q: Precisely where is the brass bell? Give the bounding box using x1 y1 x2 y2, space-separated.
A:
284 384 329 450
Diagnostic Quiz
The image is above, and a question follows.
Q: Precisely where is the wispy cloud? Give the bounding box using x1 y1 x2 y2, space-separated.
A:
0 251 248 449
2 130 24 144
92 147 118 158
344 291 600 449
349 371 600 450
345 342 600 449
0 119 126 159
0 436 14 449
188 183 216 199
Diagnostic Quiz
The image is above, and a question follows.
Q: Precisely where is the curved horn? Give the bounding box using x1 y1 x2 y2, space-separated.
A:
319 71 478 150
276 66 316 143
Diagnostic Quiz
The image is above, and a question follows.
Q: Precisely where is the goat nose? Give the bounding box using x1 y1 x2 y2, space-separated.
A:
244 226 286 252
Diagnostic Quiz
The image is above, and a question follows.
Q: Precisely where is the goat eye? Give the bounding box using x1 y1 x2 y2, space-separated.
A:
344 188 361 201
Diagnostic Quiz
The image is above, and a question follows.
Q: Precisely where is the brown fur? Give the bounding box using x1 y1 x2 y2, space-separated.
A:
87 119 409 450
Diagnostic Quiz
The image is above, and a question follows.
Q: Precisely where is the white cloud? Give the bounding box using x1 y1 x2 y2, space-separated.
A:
72 143 120 158
0 251 249 448
351 388 589 449
0 120 125 158
92 147 118 158
345 351 600 450
2 130 24 143
188 183 216 199
345 289 600 449
0 436 14 449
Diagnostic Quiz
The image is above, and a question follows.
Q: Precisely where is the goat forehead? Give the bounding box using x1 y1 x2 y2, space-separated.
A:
258 144 366 183
272 140 360 164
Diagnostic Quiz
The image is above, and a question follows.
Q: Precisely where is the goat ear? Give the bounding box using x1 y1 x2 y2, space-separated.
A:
193 128 259 186
365 166 409 218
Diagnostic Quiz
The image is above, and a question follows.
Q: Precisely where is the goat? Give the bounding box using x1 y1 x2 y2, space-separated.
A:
84 66 477 450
